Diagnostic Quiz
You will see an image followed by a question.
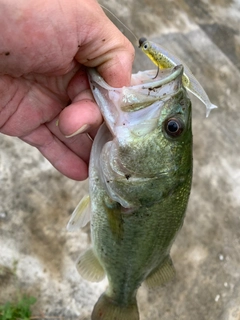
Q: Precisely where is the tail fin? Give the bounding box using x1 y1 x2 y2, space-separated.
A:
91 293 139 320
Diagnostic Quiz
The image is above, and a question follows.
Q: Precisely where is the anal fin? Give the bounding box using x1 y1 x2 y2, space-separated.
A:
76 248 105 282
145 256 176 288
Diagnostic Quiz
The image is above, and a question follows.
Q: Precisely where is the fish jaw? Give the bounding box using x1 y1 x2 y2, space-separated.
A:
88 65 184 139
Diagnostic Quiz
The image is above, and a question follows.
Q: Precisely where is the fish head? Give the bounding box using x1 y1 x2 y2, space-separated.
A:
88 66 192 207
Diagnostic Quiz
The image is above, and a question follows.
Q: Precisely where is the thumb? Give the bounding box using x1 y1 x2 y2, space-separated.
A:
75 1 135 87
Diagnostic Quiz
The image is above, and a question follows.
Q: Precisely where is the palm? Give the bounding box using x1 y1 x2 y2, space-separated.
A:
0 66 101 180
0 0 134 180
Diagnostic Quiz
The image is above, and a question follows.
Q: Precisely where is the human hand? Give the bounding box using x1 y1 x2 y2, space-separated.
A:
0 0 134 180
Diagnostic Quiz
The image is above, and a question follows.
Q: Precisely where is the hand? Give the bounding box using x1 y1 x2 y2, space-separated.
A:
0 0 134 180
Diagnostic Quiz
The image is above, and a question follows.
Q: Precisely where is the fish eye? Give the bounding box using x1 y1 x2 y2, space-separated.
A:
164 117 184 137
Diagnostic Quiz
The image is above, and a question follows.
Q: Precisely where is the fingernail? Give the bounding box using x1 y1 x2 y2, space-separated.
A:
65 124 89 138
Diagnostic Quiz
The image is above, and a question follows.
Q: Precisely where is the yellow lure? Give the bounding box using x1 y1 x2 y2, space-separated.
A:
139 37 218 117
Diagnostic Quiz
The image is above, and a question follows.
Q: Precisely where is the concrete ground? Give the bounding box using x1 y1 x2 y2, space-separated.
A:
0 0 240 319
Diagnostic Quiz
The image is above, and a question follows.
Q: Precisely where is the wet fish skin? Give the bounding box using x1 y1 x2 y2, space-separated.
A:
78 66 192 320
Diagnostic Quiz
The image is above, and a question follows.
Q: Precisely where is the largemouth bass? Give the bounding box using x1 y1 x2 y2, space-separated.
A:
68 66 192 319
139 37 217 117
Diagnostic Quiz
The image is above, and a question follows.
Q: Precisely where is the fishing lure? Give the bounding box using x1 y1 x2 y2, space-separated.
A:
100 6 217 117
139 37 218 117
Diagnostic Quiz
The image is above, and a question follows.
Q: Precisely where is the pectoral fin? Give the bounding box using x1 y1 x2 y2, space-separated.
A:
145 256 176 288
76 248 105 282
67 195 91 231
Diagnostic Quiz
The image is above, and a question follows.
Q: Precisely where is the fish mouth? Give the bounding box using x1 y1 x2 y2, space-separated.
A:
88 65 184 134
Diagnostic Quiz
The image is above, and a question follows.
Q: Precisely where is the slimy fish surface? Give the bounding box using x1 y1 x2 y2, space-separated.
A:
139 37 218 117
68 66 192 320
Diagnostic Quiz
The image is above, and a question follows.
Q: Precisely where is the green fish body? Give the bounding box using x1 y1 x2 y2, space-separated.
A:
72 66 192 320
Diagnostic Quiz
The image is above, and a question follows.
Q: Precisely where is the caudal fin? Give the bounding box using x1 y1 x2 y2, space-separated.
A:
91 293 139 320
206 103 218 117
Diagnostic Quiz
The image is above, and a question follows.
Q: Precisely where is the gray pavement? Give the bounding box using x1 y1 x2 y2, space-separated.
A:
0 1 240 319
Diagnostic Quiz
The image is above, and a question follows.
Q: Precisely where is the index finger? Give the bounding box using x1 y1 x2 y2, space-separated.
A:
74 1 135 87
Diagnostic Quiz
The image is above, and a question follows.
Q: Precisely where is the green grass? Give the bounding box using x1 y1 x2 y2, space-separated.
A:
0 261 37 320
0 295 36 320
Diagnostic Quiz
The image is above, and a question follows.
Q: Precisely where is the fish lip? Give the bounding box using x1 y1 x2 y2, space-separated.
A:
140 65 183 91
88 65 184 91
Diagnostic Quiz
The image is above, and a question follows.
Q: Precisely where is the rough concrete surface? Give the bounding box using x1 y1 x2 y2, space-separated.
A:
0 0 240 319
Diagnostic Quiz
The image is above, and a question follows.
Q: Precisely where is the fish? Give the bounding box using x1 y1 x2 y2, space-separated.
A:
139 37 218 117
68 65 193 319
